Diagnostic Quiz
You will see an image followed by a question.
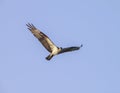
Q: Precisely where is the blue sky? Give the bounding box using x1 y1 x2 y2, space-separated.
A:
0 0 120 93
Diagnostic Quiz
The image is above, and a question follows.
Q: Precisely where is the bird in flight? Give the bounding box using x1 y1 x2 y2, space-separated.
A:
26 23 83 60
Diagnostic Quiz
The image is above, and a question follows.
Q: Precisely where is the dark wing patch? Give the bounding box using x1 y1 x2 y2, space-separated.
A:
26 23 56 53
59 45 83 54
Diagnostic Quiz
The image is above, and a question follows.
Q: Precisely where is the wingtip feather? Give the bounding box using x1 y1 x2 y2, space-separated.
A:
80 44 83 48
26 23 36 30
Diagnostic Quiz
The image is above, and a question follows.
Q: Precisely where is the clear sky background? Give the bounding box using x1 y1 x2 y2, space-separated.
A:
0 0 120 93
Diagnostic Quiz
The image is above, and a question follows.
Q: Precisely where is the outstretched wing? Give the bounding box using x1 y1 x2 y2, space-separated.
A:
26 23 57 53
59 45 83 54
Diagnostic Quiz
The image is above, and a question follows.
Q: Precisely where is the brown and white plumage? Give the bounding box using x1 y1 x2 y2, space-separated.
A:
26 23 83 60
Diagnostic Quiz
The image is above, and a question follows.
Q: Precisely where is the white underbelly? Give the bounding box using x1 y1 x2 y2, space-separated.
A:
52 47 59 55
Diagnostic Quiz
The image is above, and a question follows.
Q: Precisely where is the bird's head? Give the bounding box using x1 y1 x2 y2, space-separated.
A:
57 47 63 51
60 47 63 49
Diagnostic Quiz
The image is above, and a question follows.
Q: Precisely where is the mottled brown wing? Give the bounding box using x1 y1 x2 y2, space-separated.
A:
26 23 57 53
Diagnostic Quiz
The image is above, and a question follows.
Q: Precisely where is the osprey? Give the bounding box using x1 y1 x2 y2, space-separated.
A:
26 23 83 60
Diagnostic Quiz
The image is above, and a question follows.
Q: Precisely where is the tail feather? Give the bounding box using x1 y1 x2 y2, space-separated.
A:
46 54 54 60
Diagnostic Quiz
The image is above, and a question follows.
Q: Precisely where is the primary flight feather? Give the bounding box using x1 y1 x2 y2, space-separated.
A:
26 23 83 60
